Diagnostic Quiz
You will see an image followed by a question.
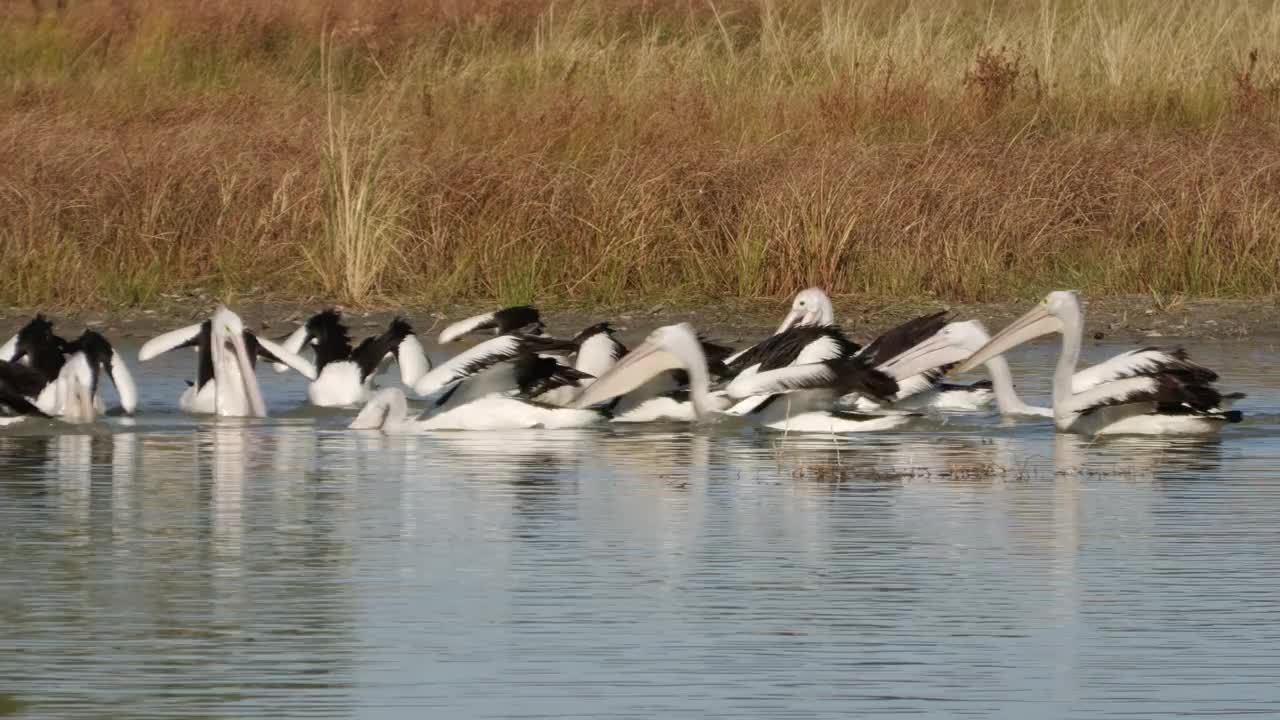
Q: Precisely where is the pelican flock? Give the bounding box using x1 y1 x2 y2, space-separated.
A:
0 289 1247 437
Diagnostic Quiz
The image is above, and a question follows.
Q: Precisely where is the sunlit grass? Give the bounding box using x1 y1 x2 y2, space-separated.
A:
0 0 1278 308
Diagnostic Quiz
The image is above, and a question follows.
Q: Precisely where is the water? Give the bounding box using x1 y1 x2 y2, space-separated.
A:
3 339 1280 719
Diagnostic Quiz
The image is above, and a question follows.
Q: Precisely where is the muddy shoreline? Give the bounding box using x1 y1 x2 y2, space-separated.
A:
4 295 1278 349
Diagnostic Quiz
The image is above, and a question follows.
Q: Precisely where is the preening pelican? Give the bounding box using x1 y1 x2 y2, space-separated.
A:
438 305 543 344
955 291 1243 435
352 327 603 433
413 332 587 411
1 315 137 419
277 310 430 407
140 310 316 415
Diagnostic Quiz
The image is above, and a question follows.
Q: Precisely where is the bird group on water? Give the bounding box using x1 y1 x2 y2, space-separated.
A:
0 289 1245 436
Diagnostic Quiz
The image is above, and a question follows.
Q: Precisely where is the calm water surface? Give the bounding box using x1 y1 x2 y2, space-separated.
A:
2 339 1280 719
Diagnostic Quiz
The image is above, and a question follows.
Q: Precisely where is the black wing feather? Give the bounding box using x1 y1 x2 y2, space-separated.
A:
726 326 858 375
857 311 950 367
351 317 416 381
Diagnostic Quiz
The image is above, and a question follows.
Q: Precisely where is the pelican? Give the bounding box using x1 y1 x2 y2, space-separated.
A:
955 291 1242 435
353 329 602 432
729 288 986 410
575 323 919 433
277 310 430 407
351 389 604 433
0 315 137 418
438 305 542 344
843 321 1031 413
532 322 628 406
413 332 587 411
868 320 1052 417
140 310 316 415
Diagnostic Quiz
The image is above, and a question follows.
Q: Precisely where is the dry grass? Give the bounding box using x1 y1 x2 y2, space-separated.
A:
2 0 1279 308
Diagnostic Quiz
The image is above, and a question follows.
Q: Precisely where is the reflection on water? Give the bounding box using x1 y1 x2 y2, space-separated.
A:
1 340 1279 718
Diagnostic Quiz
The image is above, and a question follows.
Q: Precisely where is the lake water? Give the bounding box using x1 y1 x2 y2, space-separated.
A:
2 338 1280 719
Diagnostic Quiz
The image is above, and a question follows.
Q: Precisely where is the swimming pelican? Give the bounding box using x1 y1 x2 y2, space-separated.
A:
140 310 316 415
353 329 603 432
575 323 917 433
0 315 137 418
277 310 430 407
955 291 1242 435
842 321 1034 413
863 320 1052 417
731 289 987 409
351 388 604 433
438 305 543 344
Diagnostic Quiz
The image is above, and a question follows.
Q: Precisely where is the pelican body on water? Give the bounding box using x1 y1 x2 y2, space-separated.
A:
0 291 1248 437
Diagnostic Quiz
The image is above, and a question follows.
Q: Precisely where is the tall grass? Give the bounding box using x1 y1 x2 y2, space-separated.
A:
311 42 406 304
1 0 1279 308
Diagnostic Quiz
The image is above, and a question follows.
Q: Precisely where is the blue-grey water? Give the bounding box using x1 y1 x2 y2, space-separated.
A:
2 338 1280 719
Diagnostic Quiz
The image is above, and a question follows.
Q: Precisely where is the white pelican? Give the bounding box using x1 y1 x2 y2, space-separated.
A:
729 289 988 410
140 311 316 415
276 310 430 407
575 323 924 433
0 315 137 418
876 320 1052 417
413 332 586 411
842 321 1026 413
438 305 543 344
955 291 1243 435
351 389 603 433
352 327 603 433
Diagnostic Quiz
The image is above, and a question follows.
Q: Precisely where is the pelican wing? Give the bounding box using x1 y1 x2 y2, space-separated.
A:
413 334 575 396
107 351 138 414
350 318 428 384
0 360 49 400
438 305 540 343
728 357 897 400
1064 374 1222 417
727 362 838 399
139 323 204 362
516 355 593 398
725 326 855 376
272 325 310 373
856 311 950 367
723 394 775 416
1072 348 1216 393
395 334 431 386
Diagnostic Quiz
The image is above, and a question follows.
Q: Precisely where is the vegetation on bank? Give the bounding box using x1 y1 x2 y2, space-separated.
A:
1 0 1279 308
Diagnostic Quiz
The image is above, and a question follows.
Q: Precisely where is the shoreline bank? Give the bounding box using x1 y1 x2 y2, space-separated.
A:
5 295 1276 348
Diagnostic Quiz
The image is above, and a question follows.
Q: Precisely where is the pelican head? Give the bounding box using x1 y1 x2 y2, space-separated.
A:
777 288 835 334
212 306 267 417
571 323 714 419
955 291 1081 374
